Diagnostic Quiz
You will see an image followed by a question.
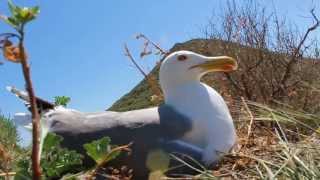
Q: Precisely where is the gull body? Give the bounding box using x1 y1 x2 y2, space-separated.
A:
159 51 237 164
164 82 236 164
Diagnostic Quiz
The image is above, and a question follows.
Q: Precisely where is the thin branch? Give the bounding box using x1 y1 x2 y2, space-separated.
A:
279 9 319 87
124 44 163 103
18 27 42 179
124 44 148 78
136 34 167 55
224 72 243 93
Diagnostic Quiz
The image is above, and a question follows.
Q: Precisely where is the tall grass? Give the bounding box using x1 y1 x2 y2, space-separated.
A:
0 114 21 178
165 101 320 179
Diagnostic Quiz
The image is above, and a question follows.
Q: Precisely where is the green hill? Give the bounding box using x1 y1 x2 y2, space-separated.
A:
108 38 320 113
108 39 233 111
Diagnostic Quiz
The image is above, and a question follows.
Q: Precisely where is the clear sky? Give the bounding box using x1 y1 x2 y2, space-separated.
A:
0 0 319 145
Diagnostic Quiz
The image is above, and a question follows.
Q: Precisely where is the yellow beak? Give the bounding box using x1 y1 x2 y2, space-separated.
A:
190 56 238 72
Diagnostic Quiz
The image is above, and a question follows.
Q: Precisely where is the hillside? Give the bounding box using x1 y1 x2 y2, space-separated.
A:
108 38 320 113
108 39 236 111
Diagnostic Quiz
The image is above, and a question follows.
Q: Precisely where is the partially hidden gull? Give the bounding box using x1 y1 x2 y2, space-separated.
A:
8 50 238 179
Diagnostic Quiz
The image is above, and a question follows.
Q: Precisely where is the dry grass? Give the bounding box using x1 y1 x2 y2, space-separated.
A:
166 100 320 179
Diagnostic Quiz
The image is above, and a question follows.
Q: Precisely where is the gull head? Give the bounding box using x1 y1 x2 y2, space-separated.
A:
159 51 237 89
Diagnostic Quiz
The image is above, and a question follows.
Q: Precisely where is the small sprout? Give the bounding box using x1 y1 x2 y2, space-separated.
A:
54 96 71 107
7 0 40 26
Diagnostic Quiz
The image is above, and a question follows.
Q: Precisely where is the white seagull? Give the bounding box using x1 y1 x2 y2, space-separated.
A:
8 50 237 178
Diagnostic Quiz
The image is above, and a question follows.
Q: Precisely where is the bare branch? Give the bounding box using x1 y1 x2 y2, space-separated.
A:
224 72 243 93
279 9 320 87
124 43 163 104
124 44 148 78
136 34 167 55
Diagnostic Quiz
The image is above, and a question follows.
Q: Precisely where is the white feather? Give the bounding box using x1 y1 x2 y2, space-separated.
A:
159 51 237 165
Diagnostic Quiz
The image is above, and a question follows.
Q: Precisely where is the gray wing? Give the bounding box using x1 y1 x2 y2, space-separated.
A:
46 105 192 153
46 105 203 177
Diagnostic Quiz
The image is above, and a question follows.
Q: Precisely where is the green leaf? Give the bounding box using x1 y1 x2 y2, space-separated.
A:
19 8 30 18
7 0 40 25
14 158 32 180
15 133 83 179
15 9 32 23
7 16 19 26
54 96 71 107
41 133 83 178
8 0 18 16
30 6 40 16
41 148 83 178
83 137 111 163
42 132 63 151
0 15 19 28
83 137 121 164
18 6 39 23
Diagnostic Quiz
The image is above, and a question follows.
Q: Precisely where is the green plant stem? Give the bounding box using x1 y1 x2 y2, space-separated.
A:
18 27 42 180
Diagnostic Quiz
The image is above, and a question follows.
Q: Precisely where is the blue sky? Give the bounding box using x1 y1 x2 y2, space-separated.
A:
1 0 319 116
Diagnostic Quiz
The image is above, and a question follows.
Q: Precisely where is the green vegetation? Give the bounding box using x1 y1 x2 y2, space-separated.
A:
0 114 19 147
12 133 126 179
84 137 120 165
109 76 156 111
54 96 71 107
4 0 39 30
14 133 83 179
0 114 22 177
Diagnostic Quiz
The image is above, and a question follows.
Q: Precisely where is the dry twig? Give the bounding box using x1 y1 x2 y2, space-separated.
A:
136 34 167 55
278 9 320 95
241 97 254 145
124 43 163 104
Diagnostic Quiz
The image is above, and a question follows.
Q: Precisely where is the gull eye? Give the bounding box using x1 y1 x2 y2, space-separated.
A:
177 55 188 61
